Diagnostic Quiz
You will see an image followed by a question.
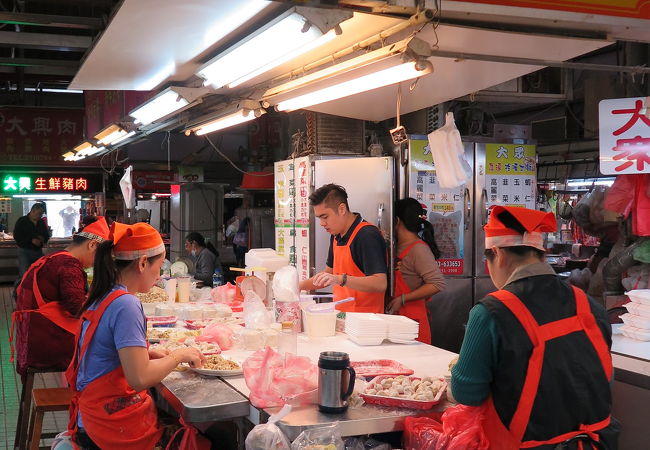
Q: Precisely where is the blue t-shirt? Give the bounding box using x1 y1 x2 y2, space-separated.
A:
75 284 147 392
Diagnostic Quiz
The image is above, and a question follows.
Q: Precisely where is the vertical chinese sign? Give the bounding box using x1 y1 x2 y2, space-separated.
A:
485 144 536 209
409 138 465 275
599 97 650 175
274 157 311 281
0 107 83 165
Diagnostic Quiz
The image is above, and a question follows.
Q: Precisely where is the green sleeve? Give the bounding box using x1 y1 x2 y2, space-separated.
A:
450 303 499 406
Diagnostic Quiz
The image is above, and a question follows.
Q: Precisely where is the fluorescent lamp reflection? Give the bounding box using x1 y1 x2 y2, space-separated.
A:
567 178 615 187
203 0 270 49
275 62 432 112
194 110 256 136
136 62 175 91
130 90 189 125
14 194 82 200
198 12 325 89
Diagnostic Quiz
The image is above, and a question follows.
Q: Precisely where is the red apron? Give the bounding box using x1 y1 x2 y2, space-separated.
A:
65 290 163 450
333 222 385 313
393 240 431 345
482 286 612 449
10 251 82 363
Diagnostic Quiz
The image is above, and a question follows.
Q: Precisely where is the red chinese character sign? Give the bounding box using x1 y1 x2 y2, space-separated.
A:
599 97 650 174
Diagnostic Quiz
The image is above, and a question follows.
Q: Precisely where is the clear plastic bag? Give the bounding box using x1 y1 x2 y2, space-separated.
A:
243 346 318 408
344 436 391 450
244 291 271 329
245 404 292 450
291 423 345 450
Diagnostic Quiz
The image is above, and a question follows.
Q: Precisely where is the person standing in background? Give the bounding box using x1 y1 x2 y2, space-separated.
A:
233 217 250 268
387 198 446 344
14 203 49 280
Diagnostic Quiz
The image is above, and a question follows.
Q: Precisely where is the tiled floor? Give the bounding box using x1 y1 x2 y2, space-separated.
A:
1 284 68 450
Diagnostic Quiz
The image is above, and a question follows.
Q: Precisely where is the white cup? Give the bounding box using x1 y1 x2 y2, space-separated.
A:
177 276 191 303
164 278 177 304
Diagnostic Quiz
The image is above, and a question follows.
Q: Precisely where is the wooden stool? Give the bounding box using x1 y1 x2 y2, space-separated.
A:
27 387 73 450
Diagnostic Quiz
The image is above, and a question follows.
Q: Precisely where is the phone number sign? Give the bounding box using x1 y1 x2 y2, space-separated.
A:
437 258 464 275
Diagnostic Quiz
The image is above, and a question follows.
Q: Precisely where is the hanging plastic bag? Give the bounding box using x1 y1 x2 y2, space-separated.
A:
244 291 271 329
243 346 318 408
291 422 345 450
245 404 292 450
605 175 635 217
427 112 471 189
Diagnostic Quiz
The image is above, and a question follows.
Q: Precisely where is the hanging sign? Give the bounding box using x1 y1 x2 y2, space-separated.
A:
599 96 650 175
449 1 650 20
0 173 101 194
485 144 536 209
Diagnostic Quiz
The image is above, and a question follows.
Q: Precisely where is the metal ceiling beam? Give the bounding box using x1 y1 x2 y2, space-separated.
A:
0 65 76 76
0 12 103 30
0 57 79 68
0 30 91 51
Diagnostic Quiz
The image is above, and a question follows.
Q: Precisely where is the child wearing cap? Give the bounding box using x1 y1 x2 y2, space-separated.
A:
65 222 205 449
451 206 619 449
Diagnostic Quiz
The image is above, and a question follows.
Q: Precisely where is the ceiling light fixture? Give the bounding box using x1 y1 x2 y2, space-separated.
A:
185 100 266 136
94 124 134 146
63 151 83 162
74 141 105 157
129 86 211 126
196 7 351 89
274 59 433 112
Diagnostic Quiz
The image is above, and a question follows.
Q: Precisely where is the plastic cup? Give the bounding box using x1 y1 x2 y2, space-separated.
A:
164 278 177 304
177 277 191 303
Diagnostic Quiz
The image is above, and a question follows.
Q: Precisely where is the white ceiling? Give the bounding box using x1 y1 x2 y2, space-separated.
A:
70 0 404 91
298 25 611 121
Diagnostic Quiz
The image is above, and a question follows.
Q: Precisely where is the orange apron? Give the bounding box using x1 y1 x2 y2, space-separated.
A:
10 251 82 362
482 286 612 449
394 240 431 345
66 289 163 450
333 222 385 313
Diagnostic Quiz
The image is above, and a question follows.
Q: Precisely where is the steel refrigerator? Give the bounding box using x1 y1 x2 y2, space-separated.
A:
274 156 394 290
407 137 536 352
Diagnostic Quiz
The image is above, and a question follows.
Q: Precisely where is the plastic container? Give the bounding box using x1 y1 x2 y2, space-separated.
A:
164 278 177 304
360 376 446 410
626 290 650 306
620 313 650 330
624 301 650 318
212 268 224 287
303 309 337 337
245 249 289 273
348 334 385 346
177 276 191 303
350 359 414 379
278 321 297 356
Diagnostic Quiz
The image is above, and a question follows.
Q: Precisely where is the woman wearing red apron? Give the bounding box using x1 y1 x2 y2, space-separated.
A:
66 222 205 449
12 217 110 377
387 198 446 344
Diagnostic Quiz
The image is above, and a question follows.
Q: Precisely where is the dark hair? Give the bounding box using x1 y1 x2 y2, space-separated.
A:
30 203 45 212
186 231 219 257
309 183 349 210
395 198 441 259
484 246 545 261
79 241 164 316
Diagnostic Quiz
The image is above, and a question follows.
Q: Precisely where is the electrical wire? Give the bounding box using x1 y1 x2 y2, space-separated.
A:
204 134 272 177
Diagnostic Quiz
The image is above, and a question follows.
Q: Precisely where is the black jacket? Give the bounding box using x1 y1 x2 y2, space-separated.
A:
14 215 50 250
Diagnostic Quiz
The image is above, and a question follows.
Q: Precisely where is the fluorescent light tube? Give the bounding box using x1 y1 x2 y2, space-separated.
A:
197 12 326 89
130 90 189 125
194 110 257 136
112 131 136 145
94 124 130 146
275 61 432 112
74 141 105 157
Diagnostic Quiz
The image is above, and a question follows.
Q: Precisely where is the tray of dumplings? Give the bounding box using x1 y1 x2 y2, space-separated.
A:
360 375 447 410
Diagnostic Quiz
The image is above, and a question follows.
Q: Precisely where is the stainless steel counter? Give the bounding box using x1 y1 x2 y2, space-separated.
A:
263 401 448 441
156 371 250 423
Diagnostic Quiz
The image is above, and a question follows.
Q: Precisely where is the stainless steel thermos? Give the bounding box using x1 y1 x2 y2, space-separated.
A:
318 351 356 413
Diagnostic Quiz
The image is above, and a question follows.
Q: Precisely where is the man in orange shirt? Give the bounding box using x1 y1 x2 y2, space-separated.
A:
299 184 387 313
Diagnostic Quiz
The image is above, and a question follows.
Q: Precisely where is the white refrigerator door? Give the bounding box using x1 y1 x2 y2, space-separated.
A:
312 156 394 286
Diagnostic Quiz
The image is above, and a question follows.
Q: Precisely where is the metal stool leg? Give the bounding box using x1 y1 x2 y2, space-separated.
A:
14 372 35 450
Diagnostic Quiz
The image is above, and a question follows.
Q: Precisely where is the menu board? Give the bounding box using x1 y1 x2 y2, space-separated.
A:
485 144 536 209
274 157 311 281
409 138 465 275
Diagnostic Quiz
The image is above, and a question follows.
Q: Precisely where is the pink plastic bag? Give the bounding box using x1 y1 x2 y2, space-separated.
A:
243 347 318 408
196 323 234 350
